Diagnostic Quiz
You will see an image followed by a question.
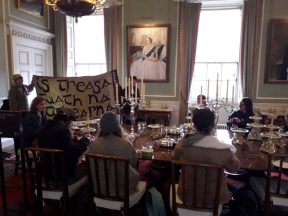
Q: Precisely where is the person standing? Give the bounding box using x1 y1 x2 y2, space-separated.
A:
8 74 34 111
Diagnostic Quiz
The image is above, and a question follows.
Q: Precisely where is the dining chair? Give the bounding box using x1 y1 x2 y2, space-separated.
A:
85 152 147 216
25 147 88 216
170 160 224 216
0 111 29 215
250 153 288 216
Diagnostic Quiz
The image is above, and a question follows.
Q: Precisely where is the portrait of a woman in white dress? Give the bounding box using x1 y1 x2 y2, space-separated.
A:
130 37 166 81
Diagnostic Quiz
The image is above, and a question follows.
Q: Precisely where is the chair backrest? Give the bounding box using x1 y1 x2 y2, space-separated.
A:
25 147 68 194
85 152 129 209
0 111 23 139
265 153 288 212
171 160 224 216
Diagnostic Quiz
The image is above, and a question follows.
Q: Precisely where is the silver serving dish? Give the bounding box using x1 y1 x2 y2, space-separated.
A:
159 138 175 148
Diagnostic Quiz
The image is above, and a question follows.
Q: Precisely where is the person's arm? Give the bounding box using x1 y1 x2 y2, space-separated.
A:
26 79 35 92
128 144 138 168
224 150 241 173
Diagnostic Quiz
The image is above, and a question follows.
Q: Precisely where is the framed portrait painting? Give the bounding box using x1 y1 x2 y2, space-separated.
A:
265 19 288 83
127 24 170 82
17 0 44 17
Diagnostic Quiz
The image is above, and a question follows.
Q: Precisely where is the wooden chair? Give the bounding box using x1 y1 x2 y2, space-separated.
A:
0 111 29 216
171 160 224 216
85 152 147 216
250 153 288 216
25 147 88 216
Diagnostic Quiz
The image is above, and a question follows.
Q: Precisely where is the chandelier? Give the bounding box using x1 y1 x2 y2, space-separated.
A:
45 0 122 19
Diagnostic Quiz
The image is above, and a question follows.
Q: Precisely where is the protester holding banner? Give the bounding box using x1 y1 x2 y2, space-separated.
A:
8 74 34 111
23 96 47 147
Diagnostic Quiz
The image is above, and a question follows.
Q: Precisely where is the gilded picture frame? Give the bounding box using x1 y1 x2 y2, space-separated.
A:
17 0 44 17
127 24 170 82
265 19 288 83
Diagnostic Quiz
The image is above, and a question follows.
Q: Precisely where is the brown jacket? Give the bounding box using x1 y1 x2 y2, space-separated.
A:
89 134 140 196
172 133 240 206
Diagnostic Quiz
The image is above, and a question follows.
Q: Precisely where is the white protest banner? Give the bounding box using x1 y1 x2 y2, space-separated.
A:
32 70 118 120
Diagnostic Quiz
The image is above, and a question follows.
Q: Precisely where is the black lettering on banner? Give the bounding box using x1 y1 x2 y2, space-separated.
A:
102 79 111 89
57 79 69 92
85 82 94 91
106 105 115 112
45 95 64 104
73 95 83 106
79 109 88 119
63 94 73 105
89 95 99 104
37 79 49 93
46 106 55 118
76 81 86 92
100 94 110 103
93 81 101 94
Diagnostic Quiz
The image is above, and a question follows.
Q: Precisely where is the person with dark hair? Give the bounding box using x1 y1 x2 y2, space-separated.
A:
38 107 90 182
8 74 34 111
227 97 254 129
196 94 207 107
23 96 47 147
89 111 140 193
172 108 240 208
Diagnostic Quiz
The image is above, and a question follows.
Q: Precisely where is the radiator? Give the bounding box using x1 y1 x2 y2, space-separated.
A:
216 124 228 130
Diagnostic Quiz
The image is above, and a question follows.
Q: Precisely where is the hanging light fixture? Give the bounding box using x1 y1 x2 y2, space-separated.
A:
45 0 122 20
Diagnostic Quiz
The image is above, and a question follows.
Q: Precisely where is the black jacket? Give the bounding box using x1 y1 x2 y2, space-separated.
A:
38 119 89 180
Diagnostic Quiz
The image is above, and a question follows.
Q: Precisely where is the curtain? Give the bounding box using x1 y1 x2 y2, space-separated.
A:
240 0 263 98
104 6 121 72
178 2 202 124
54 12 67 77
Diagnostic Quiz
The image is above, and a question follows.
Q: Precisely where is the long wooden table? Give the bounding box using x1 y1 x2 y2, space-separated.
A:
132 128 287 171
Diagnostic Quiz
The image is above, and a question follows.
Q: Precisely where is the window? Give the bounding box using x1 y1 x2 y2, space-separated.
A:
66 14 107 77
189 8 242 105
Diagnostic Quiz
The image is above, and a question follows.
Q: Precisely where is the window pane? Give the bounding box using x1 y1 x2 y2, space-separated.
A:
74 15 106 64
196 9 242 63
189 8 242 104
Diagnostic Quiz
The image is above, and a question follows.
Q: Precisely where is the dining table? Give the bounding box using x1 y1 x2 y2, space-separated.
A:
130 125 288 171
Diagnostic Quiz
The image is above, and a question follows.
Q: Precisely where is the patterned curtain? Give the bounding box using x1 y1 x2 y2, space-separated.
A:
54 12 67 77
104 6 121 72
240 0 264 98
178 2 202 124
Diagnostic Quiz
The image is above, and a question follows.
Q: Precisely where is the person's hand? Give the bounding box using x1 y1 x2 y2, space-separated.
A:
232 117 241 124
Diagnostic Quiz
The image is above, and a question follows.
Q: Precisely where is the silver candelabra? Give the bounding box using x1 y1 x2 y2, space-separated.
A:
116 94 146 140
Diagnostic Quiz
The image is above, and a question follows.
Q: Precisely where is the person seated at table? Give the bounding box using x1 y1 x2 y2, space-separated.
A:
279 112 288 132
89 111 140 193
172 108 240 208
121 76 141 124
197 94 207 107
23 96 47 147
227 97 254 129
38 107 90 183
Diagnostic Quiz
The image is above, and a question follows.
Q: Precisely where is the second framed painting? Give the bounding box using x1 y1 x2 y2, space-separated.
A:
127 24 170 82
